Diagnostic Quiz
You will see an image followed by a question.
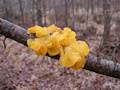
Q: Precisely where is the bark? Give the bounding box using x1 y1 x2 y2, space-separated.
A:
36 0 42 25
18 0 25 26
32 0 38 25
0 18 28 45
0 18 120 79
2 0 10 21
42 0 47 25
64 0 68 26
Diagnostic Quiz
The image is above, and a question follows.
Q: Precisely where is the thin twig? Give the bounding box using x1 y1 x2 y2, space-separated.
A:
3 37 7 49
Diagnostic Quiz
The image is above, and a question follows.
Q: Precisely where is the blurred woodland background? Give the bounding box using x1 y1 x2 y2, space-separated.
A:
0 0 120 90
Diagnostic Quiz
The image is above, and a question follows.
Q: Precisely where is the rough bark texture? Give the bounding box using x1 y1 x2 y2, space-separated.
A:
0 18 28 45
0 18 120 79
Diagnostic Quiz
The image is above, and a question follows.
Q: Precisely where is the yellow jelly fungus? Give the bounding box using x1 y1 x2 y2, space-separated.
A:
27 25 90 70
27 25 43 34
47 35 61 56
50 32 64 45
35 38 49 46
59 42 88 69
48 40 61 56
27 39 47 55
47 47 60 56
59 46 81 67
78 41 90 56
71 57 86 70
47 24 61 33
27 39 34 47
59 53 81 67
60 27 76 46
35 29 48 37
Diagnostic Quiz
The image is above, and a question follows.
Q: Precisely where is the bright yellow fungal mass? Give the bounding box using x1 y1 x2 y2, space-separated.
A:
27 25 90 70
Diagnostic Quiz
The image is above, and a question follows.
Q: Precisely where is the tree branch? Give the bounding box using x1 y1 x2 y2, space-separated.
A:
0 18 28 45
0 18 120 79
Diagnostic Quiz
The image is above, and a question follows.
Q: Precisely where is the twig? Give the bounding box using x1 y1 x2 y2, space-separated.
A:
3 37 7 49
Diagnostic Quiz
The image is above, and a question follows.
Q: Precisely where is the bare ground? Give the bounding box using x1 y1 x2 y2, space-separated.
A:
0 36 120 90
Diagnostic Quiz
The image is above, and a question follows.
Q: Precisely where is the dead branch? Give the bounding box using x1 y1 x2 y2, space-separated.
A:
0 18 120 79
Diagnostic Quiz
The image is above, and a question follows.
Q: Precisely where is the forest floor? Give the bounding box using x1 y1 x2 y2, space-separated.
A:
1 9 120 89
0 35 120 90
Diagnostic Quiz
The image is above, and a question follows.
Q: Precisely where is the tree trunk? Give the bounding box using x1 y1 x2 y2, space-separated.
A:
64 0 68 26
36 0 42 25
18 0 25 26
2 0 11 21
32 0 38 25
103 0 111 44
